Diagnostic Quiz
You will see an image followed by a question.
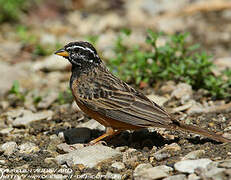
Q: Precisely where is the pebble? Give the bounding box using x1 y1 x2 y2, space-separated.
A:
171 83 193 102
111 162 125 170
79 119 105 131
18 142 40 154
55 144 121 168
188 173 200 180
0 128 14 135
12 110 53 127
133 164 170 180
163 174 186 180
174 158 212 173
219 159 231 168
133 163 153 177
0 141 18 156
182 150 205 160
204 167 226 180
57 143 84 153
153 143 181 161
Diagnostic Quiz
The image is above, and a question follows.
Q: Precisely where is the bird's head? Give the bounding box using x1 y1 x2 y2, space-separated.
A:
55 41 101 67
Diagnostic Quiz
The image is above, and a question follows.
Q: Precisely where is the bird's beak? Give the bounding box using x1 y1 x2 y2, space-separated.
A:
54 48 69 57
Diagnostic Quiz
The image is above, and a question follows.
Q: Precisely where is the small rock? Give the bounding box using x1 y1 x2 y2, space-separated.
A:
12 110 53 127
111 162 125 170
133 163 153 177
79 119 105 131
219 159 231 168
57 143 84 153
160 81 176 94
19 142 39 154
171 83 193 102
204 167 226 180
153 151 171 161
0 141 18 156
0 128 14 135
153 143 181 161
33 54 70 71
55 144 121 168
37 91 59 109
134 164 170 180
163 174 186 180
188 173 200 180
182 150 205 160
147 94 169 106
174 158 212 173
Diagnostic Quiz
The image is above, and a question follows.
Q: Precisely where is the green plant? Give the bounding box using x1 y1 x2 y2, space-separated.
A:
9 80 25 101
0 0 29 22
107 30 231 99
58 88 73 105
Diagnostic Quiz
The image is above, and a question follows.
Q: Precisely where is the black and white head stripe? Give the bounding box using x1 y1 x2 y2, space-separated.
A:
65 41 99 59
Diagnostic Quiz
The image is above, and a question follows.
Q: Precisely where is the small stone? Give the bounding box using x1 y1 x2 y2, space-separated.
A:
55 144 121 168
174 159 212 173
12 110 53 127
0 128 14 135
0 141 18 156
133 163 153 177
153 143 181 161
153 151 171 161
163 174 186 180
0 160 6 164
115 146 127 152
188 173 200 180
160 81 176 94
182 150 205 160
171 83 193 102
204 167 226 180
111 162 125 170
57 143 84 153
219 159 231 168
79 119 105 131
44 158 55 164
134 164 169 180
19 142 39 154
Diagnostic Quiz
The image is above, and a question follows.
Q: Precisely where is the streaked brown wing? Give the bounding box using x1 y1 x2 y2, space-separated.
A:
77 75 173 128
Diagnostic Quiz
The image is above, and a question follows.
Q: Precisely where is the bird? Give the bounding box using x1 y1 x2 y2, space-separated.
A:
55 41 230 144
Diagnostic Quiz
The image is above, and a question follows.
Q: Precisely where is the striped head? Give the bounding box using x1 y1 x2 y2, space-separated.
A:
55 41 101 67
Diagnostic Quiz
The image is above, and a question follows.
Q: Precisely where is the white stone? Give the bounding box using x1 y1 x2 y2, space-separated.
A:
174 159 212 173
13 110 53 127
19 142 40 154
55 145 121 168
111 162 125 170
0 141 18 156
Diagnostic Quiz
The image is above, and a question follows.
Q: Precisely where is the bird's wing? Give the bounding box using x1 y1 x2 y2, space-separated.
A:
76 73 173 127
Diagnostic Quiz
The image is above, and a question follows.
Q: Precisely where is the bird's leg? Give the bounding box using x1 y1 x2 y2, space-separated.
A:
89 127 121 145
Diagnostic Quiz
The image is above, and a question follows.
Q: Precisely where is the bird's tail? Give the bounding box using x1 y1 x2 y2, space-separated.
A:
170 119 230 143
